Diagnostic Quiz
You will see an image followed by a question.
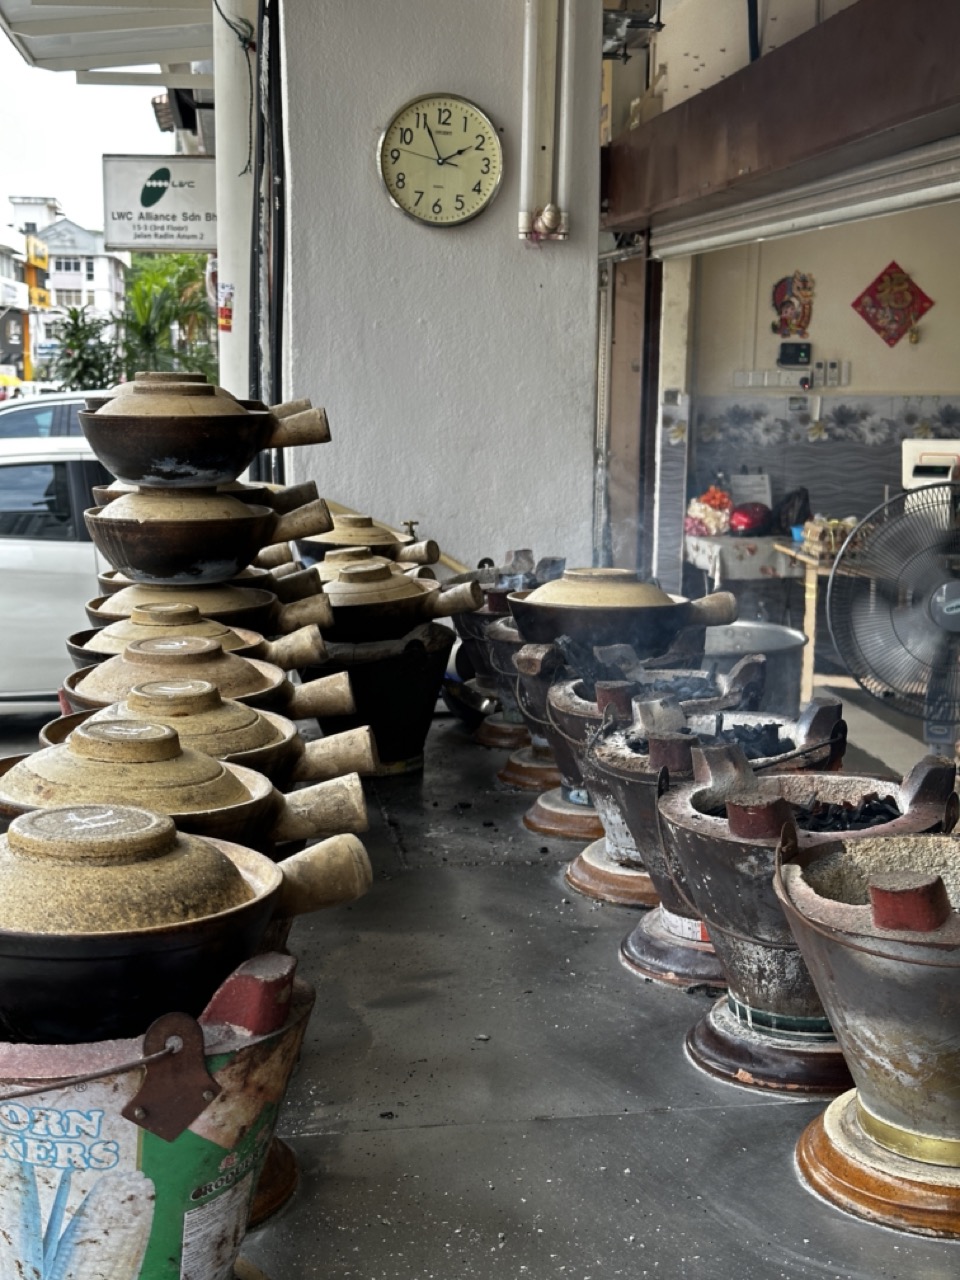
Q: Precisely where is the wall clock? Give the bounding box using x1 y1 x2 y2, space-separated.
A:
377 94 503 227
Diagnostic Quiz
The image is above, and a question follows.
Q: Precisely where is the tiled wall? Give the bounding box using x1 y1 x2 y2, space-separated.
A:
689 394 960 518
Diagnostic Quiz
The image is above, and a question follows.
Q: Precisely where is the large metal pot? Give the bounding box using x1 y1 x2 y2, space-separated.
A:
85 487 332 585
0 720 369 854
78 381 332 488
0 803 371 1041
508 568 737 654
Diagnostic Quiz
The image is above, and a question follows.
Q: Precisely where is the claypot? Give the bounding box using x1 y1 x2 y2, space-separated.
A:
309 546 436 584
91 476 321 515
67 603 326 671
0 719 369 855
61 636 357 721
300 512 439 565
78 382 331 487
0 803 370 1042
322 564 482 642
42 679 379 789
85 487 331 585
508 568 737 655
85 580 334 636
96 563 322 604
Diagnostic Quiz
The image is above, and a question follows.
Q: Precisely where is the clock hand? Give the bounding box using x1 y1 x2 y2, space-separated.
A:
396 148 443 164
424 122 443 163
441 143 474 163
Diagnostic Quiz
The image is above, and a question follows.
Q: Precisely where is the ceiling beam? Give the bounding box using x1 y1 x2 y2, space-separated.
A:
35 44 212 70
76 69 214 88
13 12 208 36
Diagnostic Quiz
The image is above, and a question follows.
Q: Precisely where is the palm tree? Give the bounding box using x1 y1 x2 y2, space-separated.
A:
120 253 216 379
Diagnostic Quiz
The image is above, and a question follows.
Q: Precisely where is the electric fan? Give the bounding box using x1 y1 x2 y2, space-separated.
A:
827 482 960 751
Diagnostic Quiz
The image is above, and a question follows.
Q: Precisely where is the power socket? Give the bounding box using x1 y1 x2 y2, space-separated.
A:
812 360 825 388
826 360 840 388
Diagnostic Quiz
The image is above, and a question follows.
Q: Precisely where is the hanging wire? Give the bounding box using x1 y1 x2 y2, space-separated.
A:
212 0 256 176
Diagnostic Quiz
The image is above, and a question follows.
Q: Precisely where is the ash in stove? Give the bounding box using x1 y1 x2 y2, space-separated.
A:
792 793 901 833
638 676 720 701
713 723 794 761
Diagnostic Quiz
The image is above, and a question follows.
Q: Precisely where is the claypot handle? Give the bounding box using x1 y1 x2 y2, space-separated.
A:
276 593 334 633
686 591 738 628
394 539 440 565
269 398 313 419
270 498 333 544
271 772 368 843
284 670 356 718
404 565 436 580
255 624 327 670
255 542 294 569
268 561 304 581
426 581 483 619
292 725 380 783
268 565 322 602
261 479 320 514
269 407 332 448
275 833 372 916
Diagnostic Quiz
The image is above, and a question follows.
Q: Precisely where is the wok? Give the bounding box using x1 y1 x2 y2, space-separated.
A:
0 804 370 1043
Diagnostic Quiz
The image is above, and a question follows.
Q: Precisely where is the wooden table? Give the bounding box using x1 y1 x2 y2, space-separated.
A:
773 542 836 704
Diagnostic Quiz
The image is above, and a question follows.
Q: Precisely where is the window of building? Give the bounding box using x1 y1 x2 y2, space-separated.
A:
86 292 95 307
23 222 36 234
54 258 81 273
85 259 94 281
56 290 83 307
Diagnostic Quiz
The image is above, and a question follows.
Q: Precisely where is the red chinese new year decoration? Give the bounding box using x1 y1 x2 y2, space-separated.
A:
851 261 934 348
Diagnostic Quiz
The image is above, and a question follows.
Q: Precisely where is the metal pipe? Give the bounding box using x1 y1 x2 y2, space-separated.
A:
519 0 541 237
555 0 576 237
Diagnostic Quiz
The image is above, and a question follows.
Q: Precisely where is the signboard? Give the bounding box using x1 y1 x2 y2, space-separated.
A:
103 154 217 252
25 236 47 269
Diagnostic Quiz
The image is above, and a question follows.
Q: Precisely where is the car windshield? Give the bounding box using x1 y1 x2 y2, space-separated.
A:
0 403 57 438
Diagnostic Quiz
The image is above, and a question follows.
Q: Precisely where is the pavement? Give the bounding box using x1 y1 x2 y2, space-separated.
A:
0 687 953 1279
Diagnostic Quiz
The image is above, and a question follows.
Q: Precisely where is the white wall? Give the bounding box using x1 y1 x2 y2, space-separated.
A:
280 0 601 568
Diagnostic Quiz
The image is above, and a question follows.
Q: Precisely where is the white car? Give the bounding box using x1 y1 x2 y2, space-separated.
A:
0 436 111 707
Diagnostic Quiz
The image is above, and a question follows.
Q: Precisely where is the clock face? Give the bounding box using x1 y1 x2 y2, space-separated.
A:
377 95 503 227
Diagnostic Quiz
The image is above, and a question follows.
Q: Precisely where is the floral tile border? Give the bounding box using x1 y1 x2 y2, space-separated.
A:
694 394 960 448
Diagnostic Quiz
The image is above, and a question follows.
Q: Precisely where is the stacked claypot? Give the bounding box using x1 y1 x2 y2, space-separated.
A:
295 514 484 773
505 568 739 877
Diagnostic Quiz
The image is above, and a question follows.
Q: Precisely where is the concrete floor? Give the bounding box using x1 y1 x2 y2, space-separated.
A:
238 704 956 1280
0 690 953 1278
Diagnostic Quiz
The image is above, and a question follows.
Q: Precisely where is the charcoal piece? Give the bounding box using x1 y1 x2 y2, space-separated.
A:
791 793 900 833
714 723 794 761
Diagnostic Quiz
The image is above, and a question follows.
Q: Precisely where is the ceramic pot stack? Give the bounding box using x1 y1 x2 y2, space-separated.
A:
295 514 484 773
505 568 739 873
657 744 957 1094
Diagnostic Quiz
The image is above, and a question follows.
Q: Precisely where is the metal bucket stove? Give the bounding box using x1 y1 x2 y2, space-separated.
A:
593 695 846 987
776 828 960 1237
453 586 530 751
0 952 311 1280
485 618 562 793
546 654 767 908
658 747 957 1094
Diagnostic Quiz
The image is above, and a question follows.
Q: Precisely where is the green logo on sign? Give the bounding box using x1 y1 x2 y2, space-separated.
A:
141 168 172 207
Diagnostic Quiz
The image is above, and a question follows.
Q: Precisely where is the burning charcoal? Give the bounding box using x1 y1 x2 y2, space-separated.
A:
792 793 901 833
714 723 794 761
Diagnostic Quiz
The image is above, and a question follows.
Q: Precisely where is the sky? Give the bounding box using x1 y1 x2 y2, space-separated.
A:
0 32 175 233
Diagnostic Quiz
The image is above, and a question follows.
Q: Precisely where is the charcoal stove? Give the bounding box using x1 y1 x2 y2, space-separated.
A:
463 588 530 750
595 696 846 988
303 622 456 773
485 618 562 791
776 827 960 1237
546 655 769 908
658 746 957 1093
513 644 604 842
0 953 311 1279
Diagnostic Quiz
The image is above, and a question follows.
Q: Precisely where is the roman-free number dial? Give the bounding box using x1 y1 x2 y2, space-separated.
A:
377 94 503 227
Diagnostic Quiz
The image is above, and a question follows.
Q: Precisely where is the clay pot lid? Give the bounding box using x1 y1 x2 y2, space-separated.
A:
0 804 254 934
522 568 674 609
90 380 254 421
313 512 403 548
82 604 254 656
88 679 285 756
0 720 253 815
324 562 430 606
74 636 277 702
315 547 403 583
95 487 267 523
90 582 276 621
